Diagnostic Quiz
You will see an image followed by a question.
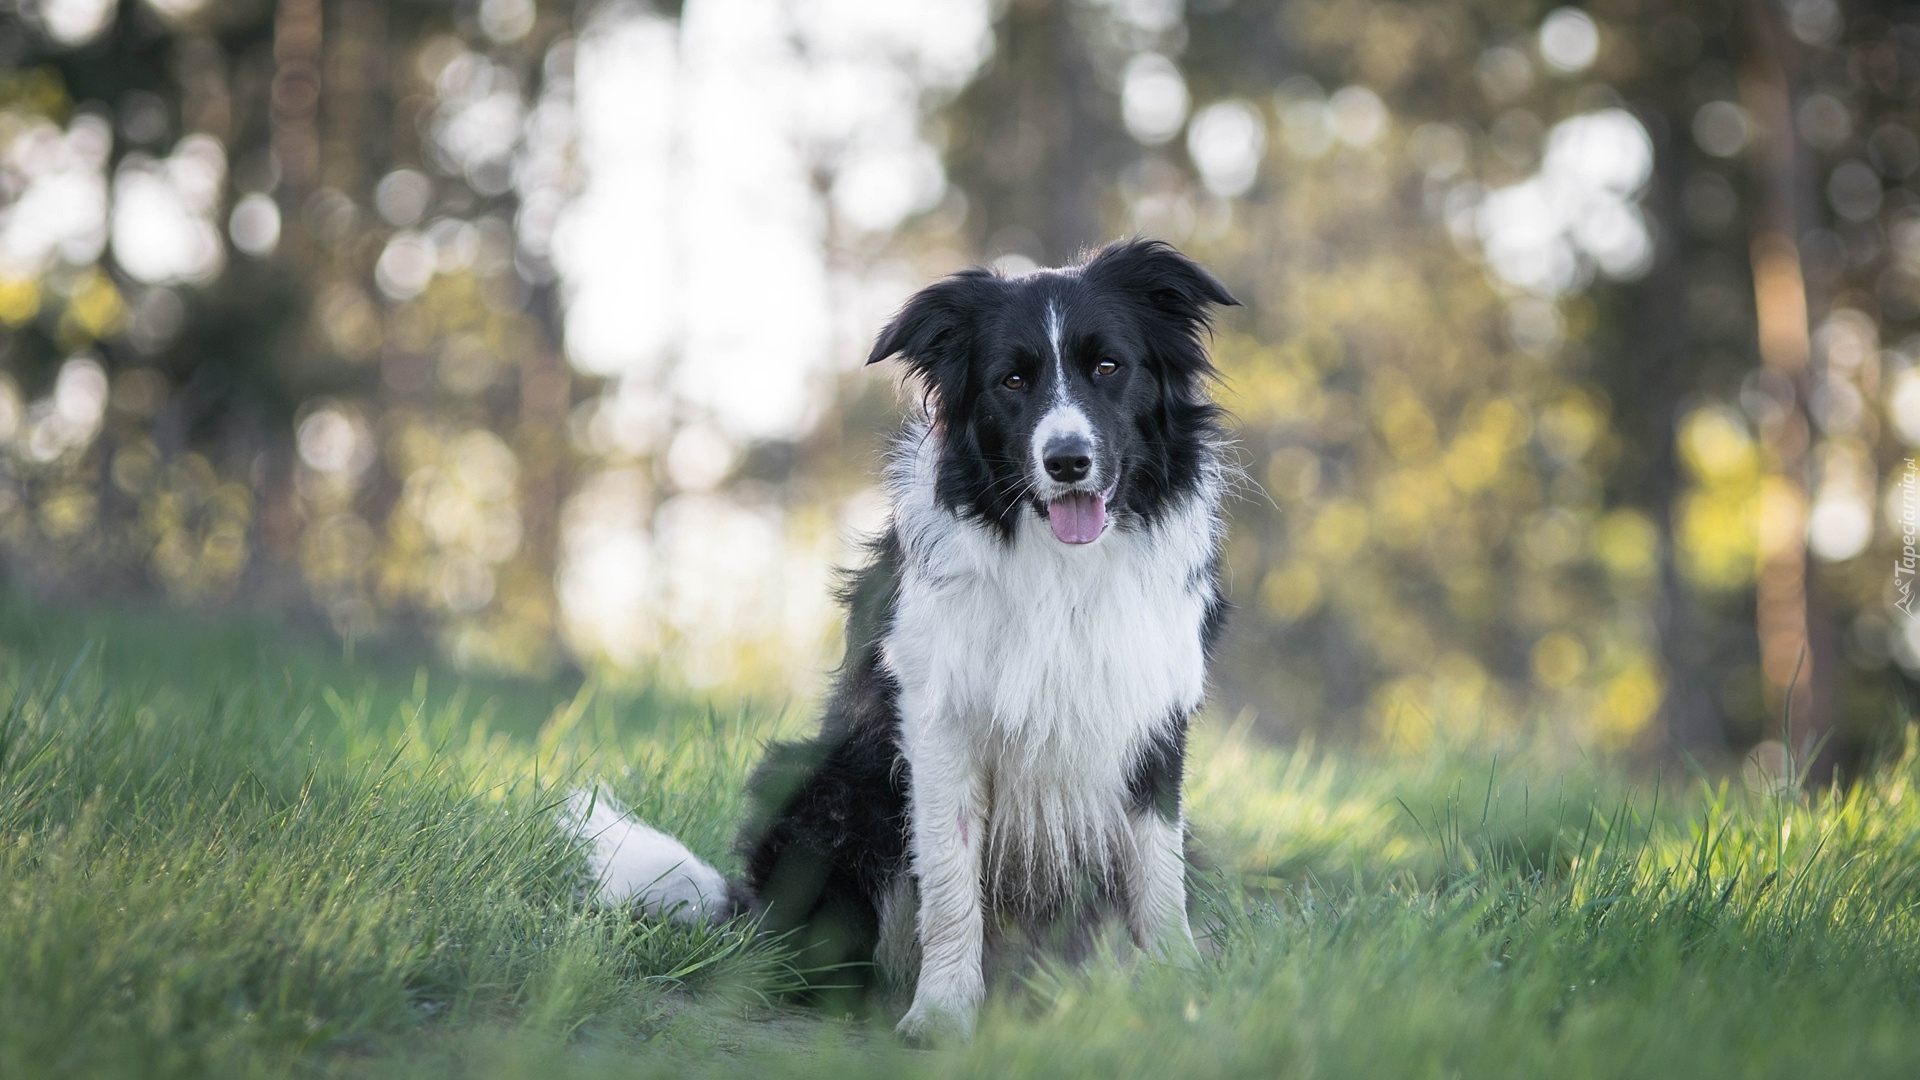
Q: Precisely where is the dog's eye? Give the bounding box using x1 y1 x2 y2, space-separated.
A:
1094 359 1119 376
1002 373 1026 390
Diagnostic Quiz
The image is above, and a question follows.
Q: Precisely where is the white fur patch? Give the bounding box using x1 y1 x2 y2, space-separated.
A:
1045 300 1065 376
1033 299 1099 493
562 787 729 925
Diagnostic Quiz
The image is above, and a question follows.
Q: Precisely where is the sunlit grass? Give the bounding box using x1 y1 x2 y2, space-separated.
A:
3 600 1920 1078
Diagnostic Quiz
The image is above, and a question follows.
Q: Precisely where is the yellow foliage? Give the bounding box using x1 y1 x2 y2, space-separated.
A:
1538 390 1604 462
1443 429 1503 493
1378 394 1439 461
1443 398 1530 494
1593 661 1663 751
142 456 254 600
1199 146 1665 745
1261 562 1322 620
1594 509 1660 581
1674 406 1763 592
1530 631 1588 689
1265 446 1322 501
1214 334 1322 424
1519 509 1586 568
202 523 249 577
1678 406 1759 484
1306 499 1370 562
0 278 39 327
1442 565 1495 620
1372 676 1436 749
1371 466 1450 546
4 67 71 117
1372 615 1436 670
39 488 96 538
1475 398 1532 447
1676 483 1758 591
1371 653 1508 750
63 271 126 342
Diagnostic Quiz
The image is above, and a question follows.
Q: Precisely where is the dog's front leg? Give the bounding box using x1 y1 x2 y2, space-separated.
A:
1126 808 1195 959
895 728 985 1043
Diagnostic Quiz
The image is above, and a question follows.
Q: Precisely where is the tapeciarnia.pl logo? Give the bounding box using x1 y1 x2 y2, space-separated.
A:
1898 458 1919 619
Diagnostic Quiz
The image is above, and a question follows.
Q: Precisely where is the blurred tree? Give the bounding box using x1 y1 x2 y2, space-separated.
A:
1616 0 1920 778
6 0 1920 777
0 0 577 671
1747 0 1920 779
936 0 1920 774
1735 0 1828 768
945 0 1129 263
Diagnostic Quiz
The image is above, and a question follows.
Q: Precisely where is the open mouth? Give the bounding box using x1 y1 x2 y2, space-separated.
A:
1045 483 1117 545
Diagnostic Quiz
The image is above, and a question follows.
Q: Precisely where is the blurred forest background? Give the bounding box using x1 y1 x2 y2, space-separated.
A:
0 0 1916 779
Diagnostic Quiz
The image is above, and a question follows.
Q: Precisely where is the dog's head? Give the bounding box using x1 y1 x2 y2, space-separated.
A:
868 239 1237 545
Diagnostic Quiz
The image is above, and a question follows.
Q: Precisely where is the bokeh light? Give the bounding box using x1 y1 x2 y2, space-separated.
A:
1537 8 1600 75
1122 54 1189 146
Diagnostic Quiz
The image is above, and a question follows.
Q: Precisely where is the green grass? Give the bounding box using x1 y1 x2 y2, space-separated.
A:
3 600 1920 1078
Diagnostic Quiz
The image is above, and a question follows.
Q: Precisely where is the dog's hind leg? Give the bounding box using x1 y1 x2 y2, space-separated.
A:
872 872 921 1001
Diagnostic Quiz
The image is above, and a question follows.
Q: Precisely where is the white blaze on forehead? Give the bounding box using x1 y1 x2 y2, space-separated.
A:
1045 300 1065 387
1033 297 1095 483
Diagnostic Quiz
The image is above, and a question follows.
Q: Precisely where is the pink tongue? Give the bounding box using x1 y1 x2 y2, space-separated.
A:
1047 492 1107 544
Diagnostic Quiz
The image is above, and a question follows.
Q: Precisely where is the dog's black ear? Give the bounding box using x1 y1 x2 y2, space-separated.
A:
865 268 999 372
1081 239 1238 331
1083 240 1235 398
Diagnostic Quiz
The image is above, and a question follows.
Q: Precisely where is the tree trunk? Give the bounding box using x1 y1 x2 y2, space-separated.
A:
1739 0 1837 784
1635 105 1727 756
946 0 1122 264
271 0 323 239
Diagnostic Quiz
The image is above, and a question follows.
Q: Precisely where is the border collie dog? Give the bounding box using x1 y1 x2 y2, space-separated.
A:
567 239 1236 1040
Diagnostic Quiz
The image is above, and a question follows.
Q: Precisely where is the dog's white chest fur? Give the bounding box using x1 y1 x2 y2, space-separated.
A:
880 433 1217 885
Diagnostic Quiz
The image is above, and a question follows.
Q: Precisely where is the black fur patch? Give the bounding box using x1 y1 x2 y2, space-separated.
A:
1125 713 1189 824
734 536 909 990
1199 550 1231 661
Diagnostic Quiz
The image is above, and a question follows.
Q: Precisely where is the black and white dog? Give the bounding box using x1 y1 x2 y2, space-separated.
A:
566 239 1236 1040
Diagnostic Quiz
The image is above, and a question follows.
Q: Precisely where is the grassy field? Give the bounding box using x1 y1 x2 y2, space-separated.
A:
4 601 1920 1078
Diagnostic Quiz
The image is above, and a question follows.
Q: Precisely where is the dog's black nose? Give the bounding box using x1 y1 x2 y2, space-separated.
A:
1042 435 1093 483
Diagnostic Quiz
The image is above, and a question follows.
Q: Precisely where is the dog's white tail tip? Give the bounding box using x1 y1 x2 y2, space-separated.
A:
561 786 731 925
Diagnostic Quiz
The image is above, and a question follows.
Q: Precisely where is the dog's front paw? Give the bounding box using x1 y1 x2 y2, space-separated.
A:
894 997 975 1046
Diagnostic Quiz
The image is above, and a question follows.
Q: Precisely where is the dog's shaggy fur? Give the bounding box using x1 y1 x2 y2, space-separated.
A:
565 239 1236 1040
